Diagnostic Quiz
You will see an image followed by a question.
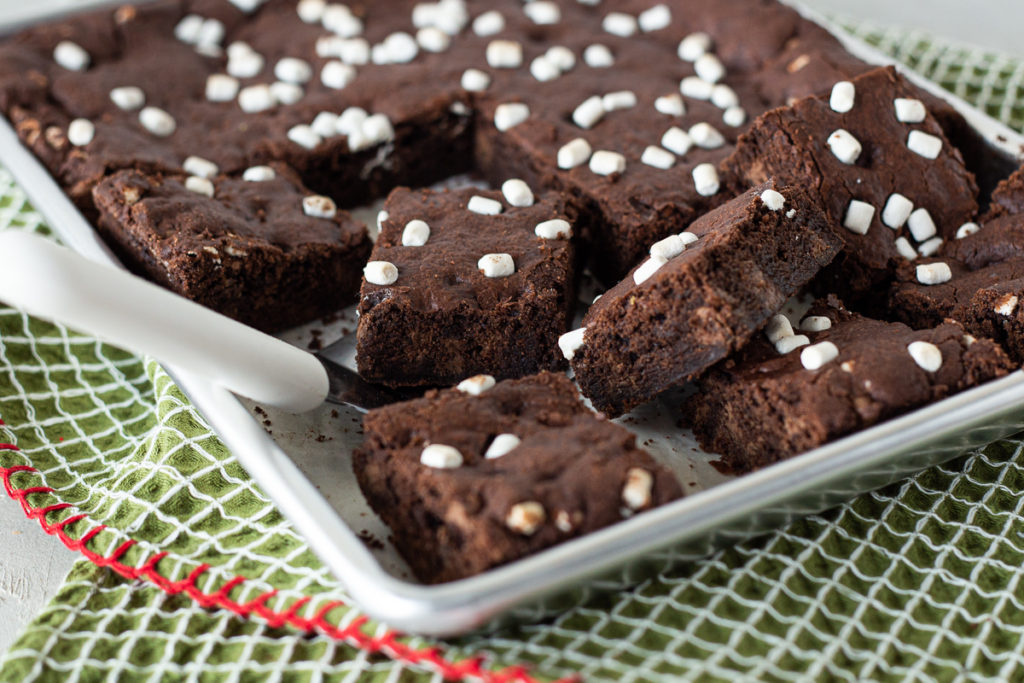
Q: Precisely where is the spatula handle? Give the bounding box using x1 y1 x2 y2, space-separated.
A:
0 231 329 413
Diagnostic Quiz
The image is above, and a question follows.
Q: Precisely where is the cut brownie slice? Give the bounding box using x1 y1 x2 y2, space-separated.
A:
92 163 370 332
568 182 841 417
725 66 979 299
684 299 1013 473
353 372 683 584
356 184 575 387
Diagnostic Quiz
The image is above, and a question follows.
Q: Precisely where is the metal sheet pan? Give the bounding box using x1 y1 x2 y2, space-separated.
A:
1 0 1023 638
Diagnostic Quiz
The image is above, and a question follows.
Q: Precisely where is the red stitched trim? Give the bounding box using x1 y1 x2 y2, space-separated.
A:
0 445 569 683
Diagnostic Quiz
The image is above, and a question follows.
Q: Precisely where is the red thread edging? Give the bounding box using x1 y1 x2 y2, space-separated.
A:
0 443 573 683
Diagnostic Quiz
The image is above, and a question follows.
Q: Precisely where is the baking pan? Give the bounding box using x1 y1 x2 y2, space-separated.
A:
1 0 1023 637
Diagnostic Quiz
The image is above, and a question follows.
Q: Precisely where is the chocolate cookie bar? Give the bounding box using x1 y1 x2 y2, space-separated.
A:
92 163 370 332
684 299 1014 473
353 372 683 584
725 66 979 299
356 184 575 387
568 182 840 417
983 162 1024 220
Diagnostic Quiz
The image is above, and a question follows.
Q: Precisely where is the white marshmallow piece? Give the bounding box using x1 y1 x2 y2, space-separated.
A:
287 124 321 150
494 102 530 131
622 468 654 510
800 341 839 371
322 6 363 37
506 501 545 535
228 50 265 78
138 107 176 137
996 294 1019 316
501 179 534 207
775 334 809 355
524 1 560 24
602 90 637 112
238 84 275 113
907 341 943 372
649 234 686 260
633 256 667 285
557 138 592 169
589 150 626 176
765 314 794 343
573 96 605 129
468 195 503 215
110 86 145 111
894 98 926 123
185 176 214 197
689 122 725 149
302 195 336 219
722 106 746 127
907 130 942 159
827 129 862 164
546 46 575 72
486 40 523 68
535 219 572 240
956 222 980 239
336 107 368 136
243 166 275 182
710 84 739 109
478 253 515 278
760 189 786 211
275 57 312 84
485 434 521 459
416 27 450 53
843 200 874 235
54 41 90 71
655 94 685 117
907 208 937 242
420 444 463 469
694 53 725 84
583 44 614 68
270 82 303 106
881 193 914 229
558 327 586 360
829 81 855 113
337 38 370 64
677 32 712 61
402 219 431 246
473 10 504 36
364 261 399 285
174 15 204 44
530 55 560 82
183 156 218 179
602 12 637 37
894 236 917 261
638 4 671 32
67 119 95 147
321 61 356 89
680 76 713 100
205 74 239 102
916 262 952 285
917 237 943 257
800 316 832 332
661 127 692 155
297 0 325 23
641 145 675 170
461 68 491 92
311 111 339 138
456 374 496 395
692 163 720 197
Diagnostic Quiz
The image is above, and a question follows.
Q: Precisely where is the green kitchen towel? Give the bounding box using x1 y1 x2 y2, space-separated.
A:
3 20 1024 682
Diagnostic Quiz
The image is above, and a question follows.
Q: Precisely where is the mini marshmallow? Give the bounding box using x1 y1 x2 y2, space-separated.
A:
583 44 614 68
506 501 545 535
302 194 336 218
907 341 943 372
228 50 265 78
402 219 431 246
270 81 304 106
694 53 725 83
242 165 275 182
907 208 937 242
472 10 504 36
633 256 667 285
376 210 389 231
639 4 671 32
321 61 356 89
524 1 560 24
546 45 576 72
602 12 637 36
54 41 90 71
417 26 450 52
956 222 980 239
185 176 214 197
655 94 685 117
530 55 560 82
881 193 914 229
323 6 363 37
622 468 653 510
196 18 225 48
501 179 534 207
287 124 322 150
364 261 399 285
917 237 943 257
894 236 917 261
689 122 725 149
995 294 1019 316
661 127 692 155
275 57 312 84
677 32 711 61
478 253 515 277
679 76 713 100
138 106 176 137
680 230 698 245
375 32 419 64
589 150 626 176
602 90 637 111
894 98 926 123
692 163 719 196
641 145 675 170
775 334 809 355
722 106 746 128
573 96 605 129
535 219 572 240
842 200 874 235
238 84 275 112
710 84 739 109
760 189 786 211
337 38 370 64
311 111 339 137
557 138 592 169
827 129 862 164
297 0 325 23
800 341 839 370
494 102 530 131
205 74 239 102
420 444 463 468
649 234 686 260
486 39 523 68
353 113 395 150
336 107 368 135
67 119 95 147
110 86 145 111
174 15 204 43
183 156 218 179
456 374 496 395
461 68 491 92
558 327 586 360
765 314 794 343
829 81 855 113
907 130 942 159
916 262 952 285
467 195 503 215
485 433 521 459
800 316 832 332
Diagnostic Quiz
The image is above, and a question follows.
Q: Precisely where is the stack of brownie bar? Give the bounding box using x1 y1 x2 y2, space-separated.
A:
2 0 1020 582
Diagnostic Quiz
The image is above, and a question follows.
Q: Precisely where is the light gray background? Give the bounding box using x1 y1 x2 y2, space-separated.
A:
1 0 1023 655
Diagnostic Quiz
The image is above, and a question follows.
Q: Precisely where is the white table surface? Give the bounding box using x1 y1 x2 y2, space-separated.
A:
2 0 1024 656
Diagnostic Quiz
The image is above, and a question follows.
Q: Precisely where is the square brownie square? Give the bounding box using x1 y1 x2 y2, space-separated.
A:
684 299 1013 473
353 372 683 584
568 181 841 417
92 162 370 332
356 184 576 387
